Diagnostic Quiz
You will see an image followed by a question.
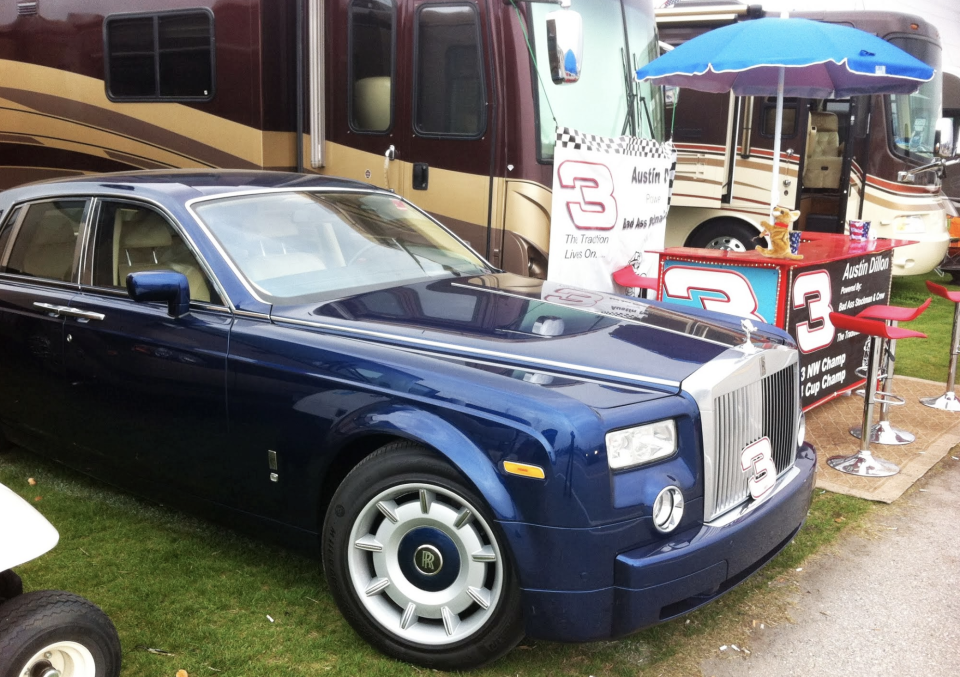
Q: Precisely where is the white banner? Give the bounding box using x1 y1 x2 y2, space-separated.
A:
547 128 676 294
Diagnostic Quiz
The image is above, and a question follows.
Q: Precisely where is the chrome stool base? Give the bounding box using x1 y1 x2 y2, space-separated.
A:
827 451 900 477
849 420 916 445
919 391 960 412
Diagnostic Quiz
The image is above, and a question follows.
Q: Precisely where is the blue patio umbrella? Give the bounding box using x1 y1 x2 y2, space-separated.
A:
636 15 935 216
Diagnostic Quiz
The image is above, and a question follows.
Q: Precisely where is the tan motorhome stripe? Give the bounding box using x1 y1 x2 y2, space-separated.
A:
1 60 266 166
1 87 255 169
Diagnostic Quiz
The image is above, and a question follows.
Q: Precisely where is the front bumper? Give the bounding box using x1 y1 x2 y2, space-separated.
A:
510 443 816 642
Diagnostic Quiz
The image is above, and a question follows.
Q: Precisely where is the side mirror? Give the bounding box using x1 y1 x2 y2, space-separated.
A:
126 270 191 318
936 117 956 158
546 7 583 85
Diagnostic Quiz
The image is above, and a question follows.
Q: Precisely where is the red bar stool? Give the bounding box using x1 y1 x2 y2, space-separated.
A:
827 313 927 477
921 280 960 411
852 297 931 444
613 265 659 299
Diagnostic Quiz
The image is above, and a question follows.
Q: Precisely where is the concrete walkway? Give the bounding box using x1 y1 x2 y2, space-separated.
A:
701 457 960 677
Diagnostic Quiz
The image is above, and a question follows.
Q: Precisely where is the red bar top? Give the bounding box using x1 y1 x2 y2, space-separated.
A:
650 232 914 269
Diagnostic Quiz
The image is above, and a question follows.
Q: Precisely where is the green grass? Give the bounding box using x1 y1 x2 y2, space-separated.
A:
888 271 957 382
1 446 874 677
1 270 953 676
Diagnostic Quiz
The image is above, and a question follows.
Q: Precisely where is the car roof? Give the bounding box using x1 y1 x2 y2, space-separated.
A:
0 169 378 206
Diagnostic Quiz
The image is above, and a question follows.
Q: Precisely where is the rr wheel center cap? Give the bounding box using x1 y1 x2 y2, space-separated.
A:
413 544 443 575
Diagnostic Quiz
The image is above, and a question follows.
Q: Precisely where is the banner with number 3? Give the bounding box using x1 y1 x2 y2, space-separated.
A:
547 128 676 294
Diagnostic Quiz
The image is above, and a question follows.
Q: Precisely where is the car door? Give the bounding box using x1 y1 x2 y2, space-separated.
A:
398 0 495 254
0 199 86 451
62 198 235 501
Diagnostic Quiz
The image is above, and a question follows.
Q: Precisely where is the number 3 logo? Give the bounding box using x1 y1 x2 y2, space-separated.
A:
557 160 618 230
740 437 777 499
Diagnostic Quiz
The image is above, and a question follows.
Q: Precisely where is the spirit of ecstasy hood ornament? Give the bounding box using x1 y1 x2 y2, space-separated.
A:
740 318 759 354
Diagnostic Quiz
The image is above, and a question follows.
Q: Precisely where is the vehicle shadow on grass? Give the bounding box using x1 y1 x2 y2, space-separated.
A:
0 446 855 677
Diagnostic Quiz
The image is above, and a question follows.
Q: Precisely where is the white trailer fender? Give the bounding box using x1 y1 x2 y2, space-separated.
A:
0 483 59 571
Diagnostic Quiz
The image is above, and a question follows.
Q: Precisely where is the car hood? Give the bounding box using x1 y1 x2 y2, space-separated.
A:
271 273 791 393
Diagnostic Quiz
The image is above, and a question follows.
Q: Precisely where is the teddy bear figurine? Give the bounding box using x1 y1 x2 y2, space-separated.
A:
756 206 803 260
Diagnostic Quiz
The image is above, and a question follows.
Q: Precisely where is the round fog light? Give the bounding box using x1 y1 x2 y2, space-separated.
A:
652 486 684 533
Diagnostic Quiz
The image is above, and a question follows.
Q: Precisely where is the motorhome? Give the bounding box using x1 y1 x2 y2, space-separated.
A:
0 0 663 278
657 4 953 276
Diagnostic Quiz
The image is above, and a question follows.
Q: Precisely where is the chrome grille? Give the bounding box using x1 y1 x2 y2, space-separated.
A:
710 363 798 519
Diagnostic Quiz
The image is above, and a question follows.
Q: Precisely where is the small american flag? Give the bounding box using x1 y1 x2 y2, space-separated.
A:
849 220 870 241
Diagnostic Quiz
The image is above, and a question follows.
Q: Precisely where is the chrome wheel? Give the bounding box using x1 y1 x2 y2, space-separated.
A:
688 220 760 252
704 234 749 251
19 641 95 677
346 482 504 647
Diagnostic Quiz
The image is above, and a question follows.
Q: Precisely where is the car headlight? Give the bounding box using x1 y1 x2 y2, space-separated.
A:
797 410 806 447
606 420 677 471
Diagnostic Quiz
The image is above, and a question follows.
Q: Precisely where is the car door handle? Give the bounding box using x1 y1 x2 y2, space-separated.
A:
59 307 106 321
32 303 105 321
33 302 65 315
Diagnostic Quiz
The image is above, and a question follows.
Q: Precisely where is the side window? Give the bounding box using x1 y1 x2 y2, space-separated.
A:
3 201 84 282
91 202 221 304
761 96 799 138
105 10 215 101
349 0 395 133
0 206 23 262
414 4 486 138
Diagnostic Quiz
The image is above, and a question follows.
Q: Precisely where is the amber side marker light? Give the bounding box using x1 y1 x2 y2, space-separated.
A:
503 461 545 479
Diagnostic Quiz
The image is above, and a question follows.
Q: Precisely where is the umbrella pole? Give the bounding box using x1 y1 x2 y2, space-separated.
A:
770 65 785 221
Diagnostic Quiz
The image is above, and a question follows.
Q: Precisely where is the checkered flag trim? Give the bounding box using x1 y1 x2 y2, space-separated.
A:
556 128 677 206
556 127 672 159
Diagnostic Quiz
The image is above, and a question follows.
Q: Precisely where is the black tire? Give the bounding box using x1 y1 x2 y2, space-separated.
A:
687 219 761 251
322 441 523 670
0 590 121 677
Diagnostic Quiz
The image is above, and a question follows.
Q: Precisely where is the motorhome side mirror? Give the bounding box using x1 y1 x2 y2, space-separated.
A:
545 8 583 84
126 270 191 318
936 117 956 158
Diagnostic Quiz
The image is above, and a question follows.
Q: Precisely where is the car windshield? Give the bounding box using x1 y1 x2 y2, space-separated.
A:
529 0 663 160
193 191 491 303
887 36 942 161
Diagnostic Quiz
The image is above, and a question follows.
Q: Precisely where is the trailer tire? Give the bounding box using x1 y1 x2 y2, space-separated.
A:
687 220 761 252
0 590 121 677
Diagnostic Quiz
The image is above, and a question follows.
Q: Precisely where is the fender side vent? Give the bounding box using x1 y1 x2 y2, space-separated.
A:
18 2 39 16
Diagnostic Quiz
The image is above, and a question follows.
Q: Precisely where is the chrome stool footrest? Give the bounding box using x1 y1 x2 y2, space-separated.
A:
827 451 899 477
920 391 960 412
850 420 916 445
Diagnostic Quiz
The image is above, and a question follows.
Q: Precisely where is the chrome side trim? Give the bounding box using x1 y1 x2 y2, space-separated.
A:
392 345 658 394
233 309 271 320
275 315 681 389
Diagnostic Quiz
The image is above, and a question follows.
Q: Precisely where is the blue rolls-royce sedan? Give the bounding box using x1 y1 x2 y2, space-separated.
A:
0 171 816 670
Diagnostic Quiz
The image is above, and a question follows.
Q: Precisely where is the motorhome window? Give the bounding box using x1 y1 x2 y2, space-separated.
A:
105 10 215 101
414 4 486 138
887 36 942 161
760 97 798 138
349 0 395 133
